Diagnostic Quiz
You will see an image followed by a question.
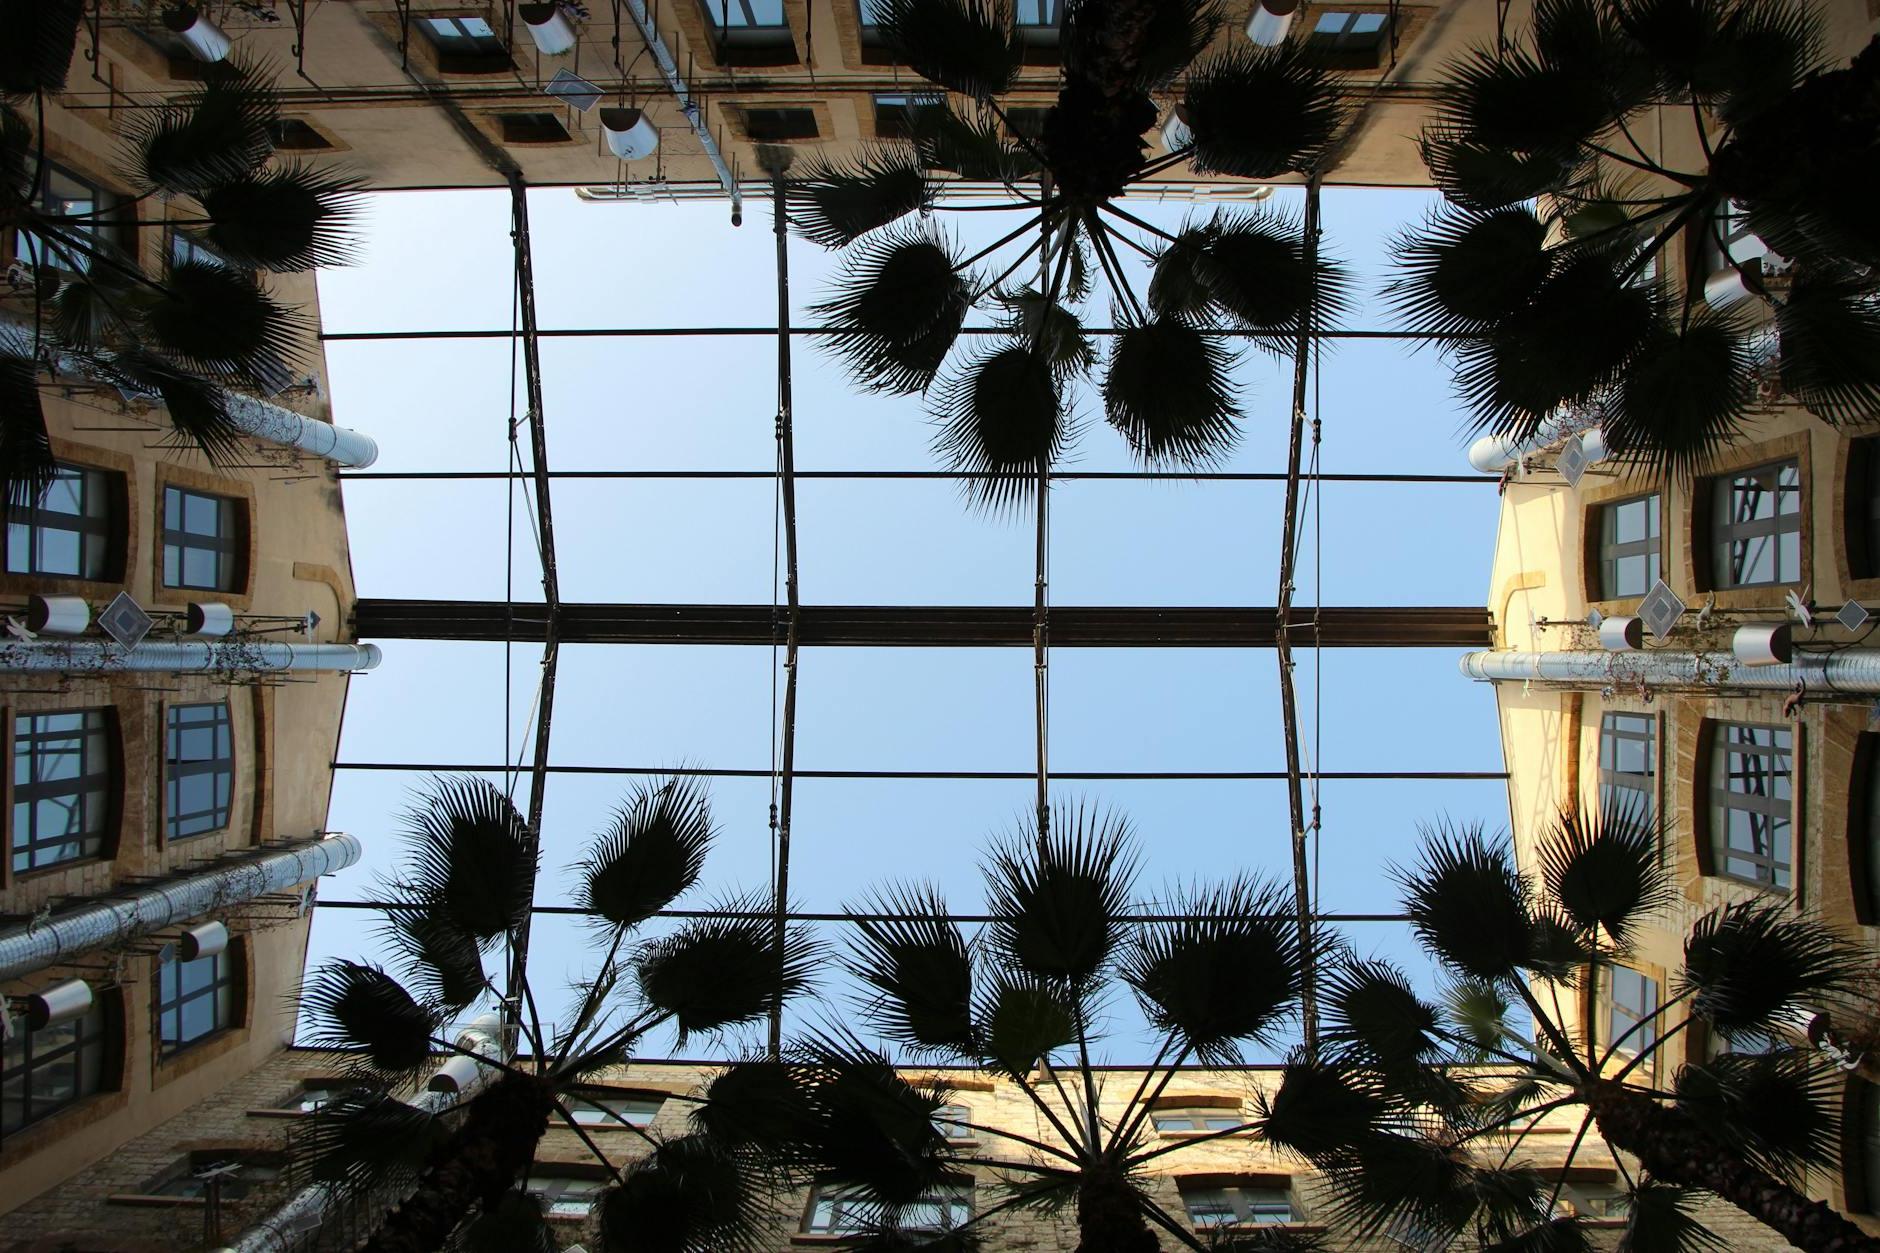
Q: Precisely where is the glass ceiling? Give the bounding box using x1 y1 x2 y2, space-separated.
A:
307 183 1506 1062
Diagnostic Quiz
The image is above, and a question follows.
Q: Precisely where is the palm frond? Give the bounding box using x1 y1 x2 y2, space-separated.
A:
199 162 367 272
833 1224 985 1252
1393 819 1535 983
1321 958 1440 1069
1535 803 1672 949
578 775 714 929
1481 1215 1591 1253
452 1190 557 1253
123 57 277 194
982 801 1138 988
2 104 31 195
0 0 83 96
971 972 1076 1078
1713 0 1827 124
1602 302 1756 479
908 103 1039 182
812 224 974 396
599 1134 775 1253
1680 899 1857 1041
135 260 307 381
1201 1225 1329 1252
635 891 819 1044
395 775 534 947
693 1057 814 1161
0 347 55 511
931 340 1068 513
1184 207 1352 354
875 0 1020 99
1619 1179 1728 1252
51 267 135 352
107 352 248 466
1250 1058 1388 1164
378 908 487 1011
1095 0 1224 92
1674 1049 1842 1183
1101 316 1243 470
1121 877 1305 1063
296 960 439 1079
789 1031 959 1206
287 1088 442 1195
1384 204 1555 339
1419 128 1587 211
1441 976 1514 1062
1317 1132 1474 1241
844 882 978 1058
1462 1166 1560 1247
1427 45 1615 172
1771 269 1880 425
792 147 932 249
1182 45 1344 179
1530 0 1659 117
998 285 1095 376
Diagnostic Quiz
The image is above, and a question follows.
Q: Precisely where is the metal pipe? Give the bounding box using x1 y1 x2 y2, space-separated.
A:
0 833 361 983
1459 648 1880 694
617 0 743 222
0 640 382 675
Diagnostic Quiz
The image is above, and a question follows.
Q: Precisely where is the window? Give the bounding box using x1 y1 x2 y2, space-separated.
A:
740 107 819 141
1849 438 1880 581
804 1183 973 1234
566 1090 663 1127
934 1104 972 1139
1697 199 1766 286
1707 460 1802 589
1306 10 1390 66
1597 712 1657 829
1855 736 1880 925
13 164 124 274
1558 1181 1629 1218
1709 722 1793 889
1 996 111 1138
1849 1079 1880 1215
699 0 787 31
1595 494 1661 599
498 112 572 144
1606 965 1658 1057
161 485 242 592
1708 1025 1781 1058
267 118 332 150
165 702 234 841
420 16 507 55
857 0 888 44
12 709 113 873
1015 0 1062 50
873 92 944 140
157 943 236 1054
151 1151 281 1200
1152 1107 1244 1133
698 0 796 63
1177 1180 1298 1227
6 464 119 580
527 1172 607 1218
281 1080 356 1113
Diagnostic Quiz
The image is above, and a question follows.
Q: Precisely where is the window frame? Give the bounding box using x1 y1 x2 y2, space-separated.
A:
1852 733 1880 926
802 1182 973 1235
4 462 124 582
1176 1179 1301 1228
1596 710 1659 835
695 0 798 66
11 706 117 875
1302 8 1394 69
0 992 115 1140
416 14 514 71
1152 1107 1247 1134
8 161 132 276
1704 458 1804 590
495 111 575 145
160 483 245 594
1847 436 1880 584
1591 493 1663 602
736 105 820 142
148 1149 284 1200
1604 964 1659 1060
1846 1077 1880 1216
871 91 946 140
163 700 235 842
526 1171 608 1219
1704 720 1795 891
155 942 239 1056
565 1089 664 1128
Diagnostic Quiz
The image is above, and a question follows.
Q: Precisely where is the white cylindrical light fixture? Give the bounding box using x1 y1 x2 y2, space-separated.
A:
179 920 229 961
27 595 90 636
23 978 94 1030
599 107 660 160
520 3 578 55
1245 0 1299 46
1580 428 1609 465
428 1054 482 1094
1160 106 1192 153
163 4 232 62
186 602 235 637
1733 623 1793 665
1598 616 1644 651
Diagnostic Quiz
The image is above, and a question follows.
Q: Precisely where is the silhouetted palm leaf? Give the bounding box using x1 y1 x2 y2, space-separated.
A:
792 147 932 250
876 0 1020 100
1428 45 1615 174
1676 1049 1842 1183
635 892 819 1043
124 58 276 194
812 225 974 395
1317 1133 1474 1241
1182 45 1343 179
135 259 305 380
1482 1215 1591 1253
104 351 248 466
1680 899 1856 1041
289 1089 442 1195
1250 1059 1387 1163
1530 0 1658 116
983 803 1138 988
1394 820 1534 983
50 268 133 351
299 960 439 1079
1102 316 1242 469
1536 805 1671 949
0 346 55 510
1 103 30 194
909 104 1039 183
1772 269 1880 425
380 908 487 1011
1122 877 1304 1062
694 1057 815 1161
1084 0 1223 92
453 1190 556 1253
1152 209 1350 355
790 1032 957 1206
1441 977 1514 1062
1419 129 1588 211
0 0 83 96
1385 205 1555 338
579 776 714 929
931 341 1067 512
844 883 978 1057
1601 302 1755 478
395 775 534 946
600 1134 772 1253
1620 1180 1728 1252
998 286 1094 375
1322 959 1440 1069
1711 0 1826 124
199 162 367 272
973 972 1075 1078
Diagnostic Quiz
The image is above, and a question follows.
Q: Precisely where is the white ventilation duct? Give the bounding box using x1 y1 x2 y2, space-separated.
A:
1459 648 1880 693
600 107 659 160
520 3 578 55
0 832 359 982
186 602 235 637
164 4 232 62
1245 0 1298 45
26 595 90 636
0 639 381 675
21 978 94 1030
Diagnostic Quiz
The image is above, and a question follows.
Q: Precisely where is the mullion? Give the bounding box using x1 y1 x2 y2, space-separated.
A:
161 486 238 592
1713 724 1792 887
2 1001 105 1137
7 466 112 578
12 710 109 870
165 703 232 840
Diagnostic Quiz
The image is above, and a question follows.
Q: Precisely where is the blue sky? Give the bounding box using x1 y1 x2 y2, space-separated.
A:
305 182 1507 1063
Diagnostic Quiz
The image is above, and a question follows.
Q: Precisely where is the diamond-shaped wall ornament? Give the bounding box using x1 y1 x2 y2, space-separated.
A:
545 68 602 113
1638 579 1687 640
97 592 153 649
1557 434 1589 487
1586 608 1604 629
1840 600 1872 632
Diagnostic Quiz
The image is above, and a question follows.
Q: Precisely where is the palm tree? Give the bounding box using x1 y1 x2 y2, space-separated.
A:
1388 0 1880 476
2 0 361 507
293 774 819 1253
683 803 1314 1253
796 0 1353 508
1254 810 1880 1252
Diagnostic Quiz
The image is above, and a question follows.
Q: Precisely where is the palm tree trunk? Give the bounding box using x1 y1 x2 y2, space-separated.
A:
1586 1079 1880 1253
362 1072 558 1253
1076 1170 1162 1253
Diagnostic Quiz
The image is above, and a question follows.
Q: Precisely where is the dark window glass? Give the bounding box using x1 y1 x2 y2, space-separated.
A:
5 464 117 580
12 709 112 873
699 0 787 28
268 119 332 150
156 945 236 1054
1310 9 1388 48
1863 737 1880 923
1178 1182 1298 1226
1598 712 1656 829
566 1090 662 1126
1850 438 1880 581
1710 722 1793 889
1708 460 1802 589
15 164 122 275
0 997 109 1138
165 702 233 840
161 485 241 592
1852 1080 1880 1214
1015 0 1061 47
933 1104 972 1139
805 1184 972 1234
1596 494 1661 599
1607 965 1658 1056
873 92 944 138
419 16 507 54
498 112 571 143
152 1151 281 1199
526 1173 607 1218
741 108 818 141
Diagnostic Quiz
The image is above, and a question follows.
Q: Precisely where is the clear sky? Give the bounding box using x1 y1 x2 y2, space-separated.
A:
304 182 1508 1064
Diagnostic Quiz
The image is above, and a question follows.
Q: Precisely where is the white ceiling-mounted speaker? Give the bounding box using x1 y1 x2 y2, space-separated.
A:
600 107 659 160
1245 0 1299 46
186 602 235 637
1733 623 1793 666
428 1054 482 1094
27 595 90 636
163 3 232 62
519 3 578 55
1598 616 1644 651
1160 106 1192 153
180 920 229 961
22 978 94 1031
